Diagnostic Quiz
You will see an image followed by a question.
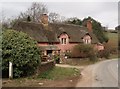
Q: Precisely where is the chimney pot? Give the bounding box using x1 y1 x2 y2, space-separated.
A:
40 14 48 25
87 20 92 32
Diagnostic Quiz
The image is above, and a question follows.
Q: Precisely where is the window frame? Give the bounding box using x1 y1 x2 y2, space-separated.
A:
83 34 92 44
59 33 69 45
61 38 67 44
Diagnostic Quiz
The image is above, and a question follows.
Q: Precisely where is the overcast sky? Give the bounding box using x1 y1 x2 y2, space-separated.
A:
0 0 119 29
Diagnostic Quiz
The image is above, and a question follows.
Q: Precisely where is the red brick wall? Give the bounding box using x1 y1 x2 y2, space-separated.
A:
55 43 77 53
87 20 92 32
38 42 48 46
37 33 78 53
94 44 104 51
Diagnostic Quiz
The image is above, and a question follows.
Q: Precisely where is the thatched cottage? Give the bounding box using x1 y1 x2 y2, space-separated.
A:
13 14 104 56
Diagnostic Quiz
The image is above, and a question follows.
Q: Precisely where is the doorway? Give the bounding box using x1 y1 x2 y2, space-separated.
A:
47 50 52 55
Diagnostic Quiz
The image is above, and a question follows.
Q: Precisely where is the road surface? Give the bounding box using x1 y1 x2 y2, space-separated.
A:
76 59 118 87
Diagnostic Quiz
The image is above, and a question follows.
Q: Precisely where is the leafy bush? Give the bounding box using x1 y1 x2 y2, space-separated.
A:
97 44 110 59
2 30 41 78
71 44 97 62
54 54 60 64
97 50 110 59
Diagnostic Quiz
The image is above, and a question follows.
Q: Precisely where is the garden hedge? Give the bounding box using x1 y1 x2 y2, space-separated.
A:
2 30 41 78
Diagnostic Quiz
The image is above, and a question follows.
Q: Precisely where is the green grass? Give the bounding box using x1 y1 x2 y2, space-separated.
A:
37 67 80 80
107 32 118 40
109 54 118 59
105 32 118 59
65 58 97 66
106 32 118 48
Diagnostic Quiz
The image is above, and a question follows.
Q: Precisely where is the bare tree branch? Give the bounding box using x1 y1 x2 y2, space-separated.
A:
49 12 60 23
18 2 48 22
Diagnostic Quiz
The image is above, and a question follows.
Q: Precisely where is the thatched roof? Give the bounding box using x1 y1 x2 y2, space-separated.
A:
13 21 99 44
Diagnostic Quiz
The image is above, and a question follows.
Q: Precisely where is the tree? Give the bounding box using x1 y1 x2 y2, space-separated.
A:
65 17 82 25
2 30 41 78
82 17 109 43
59 16 66 23
92 20 109 43
49 12 66 23
65 16 108 43
18 2 48 22
2 17 11 29
49 12 60 23
71 44 97 62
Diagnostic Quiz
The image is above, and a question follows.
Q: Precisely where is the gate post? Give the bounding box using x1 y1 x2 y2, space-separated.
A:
9 62 13 79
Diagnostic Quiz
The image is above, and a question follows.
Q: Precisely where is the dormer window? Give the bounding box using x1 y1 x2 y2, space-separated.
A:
84 39 91 44
59 32 69 45
61 38 67 44
83 34 91 44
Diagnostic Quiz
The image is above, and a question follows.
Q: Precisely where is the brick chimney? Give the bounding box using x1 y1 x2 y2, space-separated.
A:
87 20 92 32
40 14 48 25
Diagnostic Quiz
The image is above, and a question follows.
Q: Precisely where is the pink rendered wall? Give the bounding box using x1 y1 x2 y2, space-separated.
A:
98 45 104 51
37 33 78 53
55 43 78 52
59 33 69 44
37 33 104 53
37 42 77 52
94 44 104 51
38 42 48 46
57 33 77 52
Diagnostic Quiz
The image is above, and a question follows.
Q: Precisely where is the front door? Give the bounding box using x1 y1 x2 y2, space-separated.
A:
47 50 52 55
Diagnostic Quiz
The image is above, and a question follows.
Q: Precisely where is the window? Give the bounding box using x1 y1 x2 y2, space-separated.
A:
64 38 66 44
84 39 91 44
59 33 69 44
61 38 67 44
83 34 91 44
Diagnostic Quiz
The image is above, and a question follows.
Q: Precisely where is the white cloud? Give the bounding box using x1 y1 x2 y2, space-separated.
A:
0 1 118 29
1 2 31 18
0 0 119 2
46 2 118 29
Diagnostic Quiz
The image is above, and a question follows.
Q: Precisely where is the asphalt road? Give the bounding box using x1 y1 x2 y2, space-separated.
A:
76 59 118 87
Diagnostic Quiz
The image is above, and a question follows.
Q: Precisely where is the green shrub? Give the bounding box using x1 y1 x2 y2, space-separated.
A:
88 50 98 62
97 45 110 59
54 54 60 64
71 44 97 61
64 51 72 58
97 50 110 59
2 30 41 78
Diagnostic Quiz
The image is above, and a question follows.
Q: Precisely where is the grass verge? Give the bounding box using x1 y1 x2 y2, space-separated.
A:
65 58 98 66
3 67 80 87
37 66 80 80
109 54 118 59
